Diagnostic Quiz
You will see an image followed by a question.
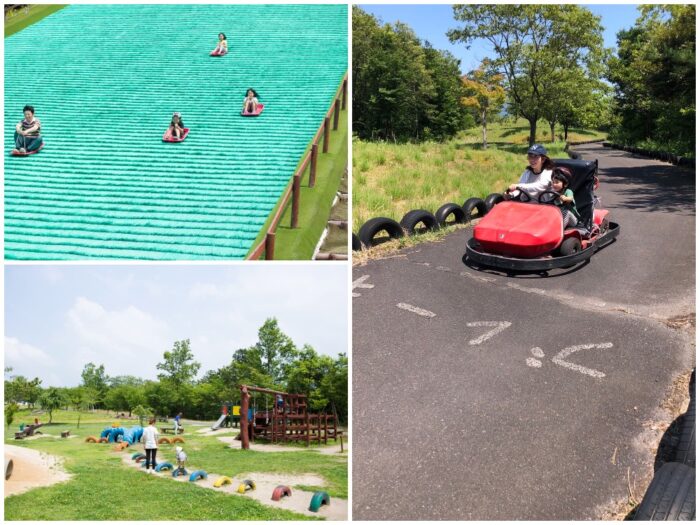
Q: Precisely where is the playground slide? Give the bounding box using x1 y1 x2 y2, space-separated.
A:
211 414 226 430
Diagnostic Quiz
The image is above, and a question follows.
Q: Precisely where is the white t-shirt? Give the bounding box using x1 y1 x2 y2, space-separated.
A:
142 425 159 449
517 168 553 199
176 450 187 462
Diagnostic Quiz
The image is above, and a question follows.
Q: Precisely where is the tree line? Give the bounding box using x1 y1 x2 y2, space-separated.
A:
4 318 348 425
354 5 694 157
607 5 695 157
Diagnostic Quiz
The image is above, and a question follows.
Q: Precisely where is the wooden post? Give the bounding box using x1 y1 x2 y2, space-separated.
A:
264 232 275 260
324 415 328 445
323 117 330 153
341 78 347 110
291 173 301 228
340 434 343 453
241 386 250 450
309 144 318 188
333 99 340 130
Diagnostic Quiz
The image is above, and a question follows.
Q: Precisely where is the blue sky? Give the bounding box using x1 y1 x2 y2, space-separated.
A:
358 4 642 73
5 265 348 387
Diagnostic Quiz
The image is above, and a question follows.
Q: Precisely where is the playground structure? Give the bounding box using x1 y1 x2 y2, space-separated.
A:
14 421 43 440
211 403 241 430
239 385 340 449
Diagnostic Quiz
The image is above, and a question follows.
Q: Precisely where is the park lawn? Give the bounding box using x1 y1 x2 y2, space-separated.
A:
248 93 348 260
4 4 66 37
353 119 606 231
5 410 346 520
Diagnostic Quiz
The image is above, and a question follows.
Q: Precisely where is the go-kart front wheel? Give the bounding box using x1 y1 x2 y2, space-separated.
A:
558 237 582 256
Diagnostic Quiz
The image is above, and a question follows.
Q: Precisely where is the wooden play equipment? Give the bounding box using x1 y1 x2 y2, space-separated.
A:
239 385 340 450
15 422 43 440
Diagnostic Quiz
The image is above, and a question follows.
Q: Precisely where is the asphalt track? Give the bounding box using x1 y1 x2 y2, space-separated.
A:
352 143 695 520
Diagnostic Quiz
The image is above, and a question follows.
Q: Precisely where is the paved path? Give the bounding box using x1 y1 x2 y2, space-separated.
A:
352 143 695 520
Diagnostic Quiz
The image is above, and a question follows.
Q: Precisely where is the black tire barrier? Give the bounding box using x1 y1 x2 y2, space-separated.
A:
607 143 695 168
399 209 439 235
435 203 467 227
358 217 405 247
352 233 362 252
483 193 505 212
462 198 487 219
674 396 695 468
633 462 695 520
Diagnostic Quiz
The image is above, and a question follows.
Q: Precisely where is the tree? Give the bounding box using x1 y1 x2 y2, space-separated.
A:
5 403 19 429
352 6 469 142
132 404 152 427
461 59 506 148
81 363 108 406
39 388 67 424
607 5 695 156
157 340 201 387
449 5 605 145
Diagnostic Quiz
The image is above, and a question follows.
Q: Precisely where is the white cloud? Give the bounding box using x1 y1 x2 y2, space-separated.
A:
65 297 172 379
4 337 63 386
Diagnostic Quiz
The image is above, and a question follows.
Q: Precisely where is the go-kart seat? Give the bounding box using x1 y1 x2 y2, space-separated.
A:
553 158 598 231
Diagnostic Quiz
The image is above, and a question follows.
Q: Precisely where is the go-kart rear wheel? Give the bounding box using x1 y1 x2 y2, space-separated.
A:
559 237 582 256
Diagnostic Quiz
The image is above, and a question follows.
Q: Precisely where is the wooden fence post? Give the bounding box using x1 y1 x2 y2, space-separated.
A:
341 78 347 110
291 173 301 228
333 99 340 130
323 117 330 153
264 232 275 260
309 143 318 188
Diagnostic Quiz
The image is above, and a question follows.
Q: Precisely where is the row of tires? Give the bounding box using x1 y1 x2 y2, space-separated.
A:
353 194 504 250
604 142 695 168
85 436 185 445
128 450 330 512
633 372 695 520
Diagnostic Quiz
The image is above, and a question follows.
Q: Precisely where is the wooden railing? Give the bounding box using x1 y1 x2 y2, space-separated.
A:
247 73 348 260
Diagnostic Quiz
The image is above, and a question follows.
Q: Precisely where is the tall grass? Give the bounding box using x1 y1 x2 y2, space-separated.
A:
352 119 605 231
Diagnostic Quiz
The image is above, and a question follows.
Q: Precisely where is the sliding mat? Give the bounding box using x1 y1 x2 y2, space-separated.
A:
5 4 347 259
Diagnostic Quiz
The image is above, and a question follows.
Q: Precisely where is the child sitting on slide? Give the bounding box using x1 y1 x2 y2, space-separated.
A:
165 112 185 140
242 89 260 114
212 33 228 55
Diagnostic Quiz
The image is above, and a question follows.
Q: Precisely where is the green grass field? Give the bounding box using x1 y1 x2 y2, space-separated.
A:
248 98 348 259
5 410 347 520
4 5 66 37
353 119 606 231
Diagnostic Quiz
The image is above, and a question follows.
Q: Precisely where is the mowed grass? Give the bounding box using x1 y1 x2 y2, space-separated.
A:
352 119 606 231
248 91 348 260
5 410 346 520
4 5 66 37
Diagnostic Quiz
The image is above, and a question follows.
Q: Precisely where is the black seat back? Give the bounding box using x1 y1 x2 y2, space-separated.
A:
553 158 597 229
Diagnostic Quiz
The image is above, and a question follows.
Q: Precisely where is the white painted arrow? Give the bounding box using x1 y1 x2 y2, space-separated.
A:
352 275 375 298
396 303 436 318
467 321 512 345
552 343 613 378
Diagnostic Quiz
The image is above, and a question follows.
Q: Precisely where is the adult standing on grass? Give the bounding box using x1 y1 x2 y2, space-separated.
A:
14 105 43 153
142 418 159 472
508 144 554 200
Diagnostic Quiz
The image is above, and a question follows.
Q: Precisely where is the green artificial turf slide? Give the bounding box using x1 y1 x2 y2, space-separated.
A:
5 4 347 259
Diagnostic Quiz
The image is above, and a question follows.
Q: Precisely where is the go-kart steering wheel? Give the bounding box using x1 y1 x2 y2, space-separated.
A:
537 190 561 204
506 188 531 202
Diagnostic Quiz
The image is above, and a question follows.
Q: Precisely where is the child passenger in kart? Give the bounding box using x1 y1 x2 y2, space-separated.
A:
507 144 554 200
549 168 580 229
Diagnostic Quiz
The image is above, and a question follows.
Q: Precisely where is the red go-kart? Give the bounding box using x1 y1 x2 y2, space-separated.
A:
465 159 620 272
